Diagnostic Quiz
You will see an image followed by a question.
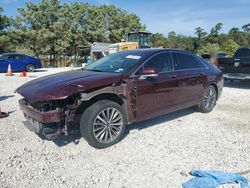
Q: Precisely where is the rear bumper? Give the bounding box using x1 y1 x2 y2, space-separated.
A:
19 99 64 123
223 73 250 80
216 76 224 99
36 63 42 69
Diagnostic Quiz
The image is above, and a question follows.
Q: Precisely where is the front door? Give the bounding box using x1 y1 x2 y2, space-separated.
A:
0 54 12 72
135 52 180 121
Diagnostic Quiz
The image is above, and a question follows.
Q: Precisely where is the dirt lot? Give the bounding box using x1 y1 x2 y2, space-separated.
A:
0 68 250 188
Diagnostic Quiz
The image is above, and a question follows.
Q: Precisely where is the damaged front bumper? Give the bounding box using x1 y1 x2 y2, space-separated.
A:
19 99 65 123
19 99 66 139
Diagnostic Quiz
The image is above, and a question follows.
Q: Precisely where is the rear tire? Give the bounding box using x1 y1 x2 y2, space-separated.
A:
26 64 35 72
80 100 126 149
197 85 217 113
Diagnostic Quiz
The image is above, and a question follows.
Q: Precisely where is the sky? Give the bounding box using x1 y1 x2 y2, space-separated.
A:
1 0 250 36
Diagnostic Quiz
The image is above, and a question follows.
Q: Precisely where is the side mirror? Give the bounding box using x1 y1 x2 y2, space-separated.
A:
139 68 158 79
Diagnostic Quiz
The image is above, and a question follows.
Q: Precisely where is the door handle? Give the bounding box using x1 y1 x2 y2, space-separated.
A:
200 72 206 76
170 75 177 79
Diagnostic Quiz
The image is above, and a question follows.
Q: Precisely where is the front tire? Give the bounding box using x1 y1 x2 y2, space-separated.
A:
26 64 35 72
197 85 217 113
80 100 126 149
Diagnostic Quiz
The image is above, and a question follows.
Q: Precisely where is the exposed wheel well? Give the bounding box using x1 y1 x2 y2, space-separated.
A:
89 93 124 106
75 93 124 124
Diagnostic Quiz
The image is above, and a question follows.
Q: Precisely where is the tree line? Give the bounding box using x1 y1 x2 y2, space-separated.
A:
0 0 144 66
0 0 250 66
152 23 250 57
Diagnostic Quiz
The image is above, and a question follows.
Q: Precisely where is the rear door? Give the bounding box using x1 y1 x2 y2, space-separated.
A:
12 54 26 71
172 52 208 105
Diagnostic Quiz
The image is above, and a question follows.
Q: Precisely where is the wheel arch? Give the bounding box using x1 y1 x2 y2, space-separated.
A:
25 63 36 71
88 92 124 106
75 92 126 123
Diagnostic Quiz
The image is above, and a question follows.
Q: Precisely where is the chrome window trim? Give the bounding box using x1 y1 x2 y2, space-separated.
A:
130 51 175 78
130 50 208 78
172 51 209 70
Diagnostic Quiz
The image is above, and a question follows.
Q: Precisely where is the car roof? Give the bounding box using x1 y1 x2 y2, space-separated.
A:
124 48 194 55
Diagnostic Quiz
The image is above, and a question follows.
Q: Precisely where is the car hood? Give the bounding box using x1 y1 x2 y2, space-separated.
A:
16 69 123 103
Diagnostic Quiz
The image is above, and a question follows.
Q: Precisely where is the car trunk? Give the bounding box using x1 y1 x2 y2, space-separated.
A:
217 57 250 74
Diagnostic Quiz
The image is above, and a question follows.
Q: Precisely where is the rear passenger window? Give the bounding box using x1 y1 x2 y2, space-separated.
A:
174 53 205 70
14 55 25 60
143 52 173 73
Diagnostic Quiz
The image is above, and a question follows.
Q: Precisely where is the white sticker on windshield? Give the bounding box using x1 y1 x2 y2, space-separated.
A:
126 55 141 60
114 68 124 73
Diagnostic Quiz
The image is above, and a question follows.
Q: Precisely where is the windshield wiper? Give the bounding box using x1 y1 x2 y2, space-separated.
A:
86 69 104 72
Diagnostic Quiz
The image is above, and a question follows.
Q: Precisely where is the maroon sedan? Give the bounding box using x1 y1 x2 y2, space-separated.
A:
16 49 223 148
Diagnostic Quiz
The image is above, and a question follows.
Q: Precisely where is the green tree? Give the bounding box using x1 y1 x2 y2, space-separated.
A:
165 31 194 51
197 43 220 56
0 7 11 32
152 33 166 47
229 27 239 34
228 27 249 47
242 23 250 32
0 6 15 52
14 1 144 65
220 39 239 56
210 23 223 36
4 0 250 66
194 27 207 50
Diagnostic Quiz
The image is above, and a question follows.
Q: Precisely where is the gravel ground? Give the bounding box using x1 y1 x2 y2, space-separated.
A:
0 68 250 188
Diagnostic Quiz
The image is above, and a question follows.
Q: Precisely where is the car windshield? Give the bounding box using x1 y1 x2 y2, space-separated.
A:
85 51 144 73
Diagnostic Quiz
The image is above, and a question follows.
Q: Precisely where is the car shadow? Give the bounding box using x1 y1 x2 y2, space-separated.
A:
49 107 196 147
0 110 16 119
224 80 250 89
125 107 195 134
0 95 14 101
51 129 81 147
39 123 82 147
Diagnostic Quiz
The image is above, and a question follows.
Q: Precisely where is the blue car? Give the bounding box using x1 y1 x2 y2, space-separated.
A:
0 53 42 72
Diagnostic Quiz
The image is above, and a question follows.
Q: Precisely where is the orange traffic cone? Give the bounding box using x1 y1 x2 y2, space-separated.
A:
5 64 14 76
19 71 27 77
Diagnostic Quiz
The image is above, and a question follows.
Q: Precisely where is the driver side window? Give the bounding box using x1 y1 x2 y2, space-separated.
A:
143 52 173 73
0 54 12 60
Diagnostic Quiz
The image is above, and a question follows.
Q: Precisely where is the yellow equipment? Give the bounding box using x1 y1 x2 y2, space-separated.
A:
87 31 152 62
109 42 139 54
127 31 152 48
109 31 152 54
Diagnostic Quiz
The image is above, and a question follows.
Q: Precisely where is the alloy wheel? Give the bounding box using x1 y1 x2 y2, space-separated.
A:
93 108 123 144
204 86 216 111
26 64 35 72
